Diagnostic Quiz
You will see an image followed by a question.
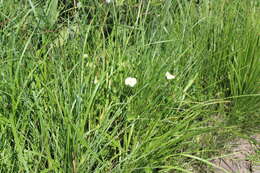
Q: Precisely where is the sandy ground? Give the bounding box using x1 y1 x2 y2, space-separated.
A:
211 134 260 173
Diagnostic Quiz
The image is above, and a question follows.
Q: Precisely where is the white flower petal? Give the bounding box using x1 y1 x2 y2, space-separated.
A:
83 54 88 58
105 0 112 3
165 72 176 80
125 77 137 87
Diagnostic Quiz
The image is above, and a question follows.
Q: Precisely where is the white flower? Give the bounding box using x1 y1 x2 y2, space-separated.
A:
125 77 137 87
165 72 176 80
83 54 88 58
105 0 112 3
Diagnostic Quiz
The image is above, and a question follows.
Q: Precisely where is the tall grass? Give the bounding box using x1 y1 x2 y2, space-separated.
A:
0 0 259 172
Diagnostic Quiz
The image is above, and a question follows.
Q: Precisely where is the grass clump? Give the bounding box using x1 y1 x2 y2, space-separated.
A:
0 0 259 172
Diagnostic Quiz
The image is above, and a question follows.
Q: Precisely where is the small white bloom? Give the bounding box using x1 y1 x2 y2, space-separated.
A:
125 77 137 87
105 0 112 3
83 54 88 58
165 72 176 80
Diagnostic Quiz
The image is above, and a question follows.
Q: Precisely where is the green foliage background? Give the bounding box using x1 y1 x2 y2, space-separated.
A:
0 0 259 172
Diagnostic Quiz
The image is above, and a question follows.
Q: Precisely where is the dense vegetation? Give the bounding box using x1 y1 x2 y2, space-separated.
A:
0 0 259 172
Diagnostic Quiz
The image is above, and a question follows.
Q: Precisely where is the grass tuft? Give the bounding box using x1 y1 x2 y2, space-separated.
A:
0 0 259 172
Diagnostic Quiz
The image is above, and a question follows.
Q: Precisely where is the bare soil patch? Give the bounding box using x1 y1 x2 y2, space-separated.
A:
211 134 260 173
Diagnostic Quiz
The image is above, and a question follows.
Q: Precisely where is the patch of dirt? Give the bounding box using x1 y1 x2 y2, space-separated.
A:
210 134 260 173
